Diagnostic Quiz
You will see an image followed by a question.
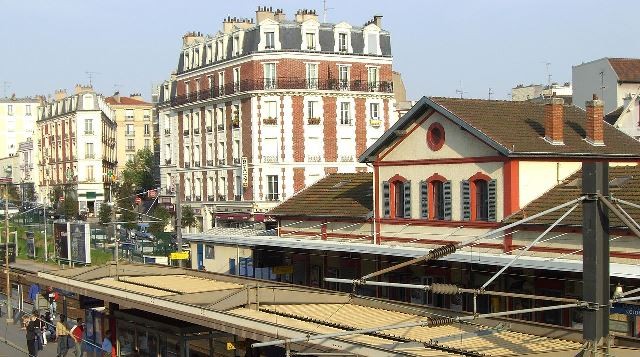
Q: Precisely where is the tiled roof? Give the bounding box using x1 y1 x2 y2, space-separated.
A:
430 97 640 156
268 173 373 218
505 165 640 228
609 58 640 83
105 96 151 106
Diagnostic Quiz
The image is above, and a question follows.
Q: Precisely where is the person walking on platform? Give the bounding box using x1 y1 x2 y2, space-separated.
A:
26 314 39 357
101 330 115 357
56 314 70 357
69 317 84 357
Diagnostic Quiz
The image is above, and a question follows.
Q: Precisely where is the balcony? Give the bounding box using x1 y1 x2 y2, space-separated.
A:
207 195 215 201
262 117 278 126
339 155 354 162
126 146 135 152
165 187 174 195
369 118 382 127
193 128 200 135
217 159 226 165
307 155 322 162
185 196 191 202
164 159 172 165
85 154 95 159
218 194 226 201
206 159 214 166
84 130 94 135
184 162 191 168
183 130 189 137
234 194 242 201
193 161 200 167
262 155 278 163
232 117 240 129
164 128 171 135
206 126 213 133
217 124 225 132
125 131 135 136
170 78 393 106
194 195 201 201
307 117 321 125
233 157 241 165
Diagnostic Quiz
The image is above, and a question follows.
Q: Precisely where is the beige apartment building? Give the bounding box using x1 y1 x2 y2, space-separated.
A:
105 93 154 171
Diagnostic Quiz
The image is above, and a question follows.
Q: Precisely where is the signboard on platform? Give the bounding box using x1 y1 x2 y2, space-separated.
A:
611 303 640 316
26 231 35 258
169 251 189 260
241 157 248 187
0 243 16 264
55 222 91 264
54 223 69 261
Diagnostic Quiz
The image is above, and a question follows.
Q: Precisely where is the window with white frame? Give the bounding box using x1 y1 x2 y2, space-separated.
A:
370 102 380 120
267 175 279 201
265 32 275 49
185 81 190 96
218 142 225 163
144 124 150 135
25 105 31 116
184 146 191 165
368 67 379 91
143 109 150 120
232 35 240 56
145 139 151 149
339 102 352 125
85 143 94 159
264 63 276 89
338 65 349 90
84 119 93 134
127 138 135 151
205 245 214 259
264 101 277 120
218 72 225 93
263 137 278 162
86 165 94 182
366 32 379 55
206 43 213 63
7 105 13 116
306 32 316 50
306 63 318 89
307 101 318 119
233 67 240 92
218 176 226 199
164 114 170 133
338 33 348 52
206 109 213 131
126 124 134 136
216 39 224 60
165 144 171 161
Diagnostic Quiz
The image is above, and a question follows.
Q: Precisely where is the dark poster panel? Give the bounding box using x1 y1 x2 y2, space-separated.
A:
26 231 35 259
54 223 69 261
70 223 89 263
0 243 17 264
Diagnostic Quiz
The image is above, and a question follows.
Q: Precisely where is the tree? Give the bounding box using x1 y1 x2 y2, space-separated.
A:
149 205 171 235
115 182 137 230
62 188 79 219
181 206 197 230
121 148 155 192
98 203 112 226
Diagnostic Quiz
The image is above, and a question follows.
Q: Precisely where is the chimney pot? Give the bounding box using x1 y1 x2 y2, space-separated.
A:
585 96 605 146
544 97 564 145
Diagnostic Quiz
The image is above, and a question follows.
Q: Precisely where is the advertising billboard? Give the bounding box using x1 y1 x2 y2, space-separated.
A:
26 231 36 259
54 223 69 261
54 222 91 264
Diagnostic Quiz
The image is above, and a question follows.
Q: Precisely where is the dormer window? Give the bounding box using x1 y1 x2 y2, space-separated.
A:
232 36 240 56
265 32 275 49
216 39 224 61
338 33 348 52
306 33 316 50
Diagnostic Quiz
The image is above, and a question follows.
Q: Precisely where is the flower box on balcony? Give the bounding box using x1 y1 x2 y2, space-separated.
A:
262 117 278 125
307 117 321 125
206 160 214 166
369 119 382 127
165 159 172 165
193 129 200 135
207 195 215 201
194 161 200 167
232 118 240 128
183 130 189 136
184 162 191 168
206 126 213 133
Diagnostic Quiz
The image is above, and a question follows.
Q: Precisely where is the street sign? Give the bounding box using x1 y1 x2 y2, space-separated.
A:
135 197 142 205
169 251 189 260
241 157 248 188
226 342 235 351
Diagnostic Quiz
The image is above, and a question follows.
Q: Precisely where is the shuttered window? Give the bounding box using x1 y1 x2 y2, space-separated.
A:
443 181 452 220
394 181 405 218
488 179 497 221
382 181 390 218
461 180 471 221
403 180 411 218
420 181 428 218
475 179 489 221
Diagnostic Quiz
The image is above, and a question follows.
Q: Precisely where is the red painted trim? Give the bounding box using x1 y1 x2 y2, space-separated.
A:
469 172 491 222
374 165 381 244
426 173 447 219
388 174 407 219
272 216 368 223
516 157 640 162
321 220 327 240
378 109 435 161
426 122 445 151
503 160 519 217
388 174 407 183
375 156 507 167
503 232 513 253
379 218 500 229
279 230 370 240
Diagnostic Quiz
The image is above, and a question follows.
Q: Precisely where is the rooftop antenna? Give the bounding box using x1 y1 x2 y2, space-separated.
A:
455 80 466 99
599 71 606 100
1 82 10 98
545 62 552 88
323 0 333 22
488 87 494 100
85 71 101 86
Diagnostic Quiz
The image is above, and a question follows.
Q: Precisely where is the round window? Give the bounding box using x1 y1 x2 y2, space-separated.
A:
427 122 445 151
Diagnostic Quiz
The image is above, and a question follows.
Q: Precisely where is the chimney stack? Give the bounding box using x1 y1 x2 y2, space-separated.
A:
256 6 275 23
373 15 383 27
585 94 605 146
295 9 318 23
544 97 564 145
274 8 286 22
54 89 67 101
113 91 121 103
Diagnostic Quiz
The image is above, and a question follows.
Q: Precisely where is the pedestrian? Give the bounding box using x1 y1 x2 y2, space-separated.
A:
101 330 115 357
56 315 70 357
69 317 84 357
26 314 39 357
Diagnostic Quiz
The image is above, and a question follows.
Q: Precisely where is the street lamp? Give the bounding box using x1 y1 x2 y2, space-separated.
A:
3 165 12 323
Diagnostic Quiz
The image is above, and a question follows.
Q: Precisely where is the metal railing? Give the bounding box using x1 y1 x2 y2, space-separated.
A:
170 78 393 106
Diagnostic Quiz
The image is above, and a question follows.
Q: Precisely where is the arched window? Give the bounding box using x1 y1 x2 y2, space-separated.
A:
461 173 497 222
420 174 451 220
382 175 411 219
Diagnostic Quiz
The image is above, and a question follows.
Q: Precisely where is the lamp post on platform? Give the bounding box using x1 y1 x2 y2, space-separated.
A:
2 166 13 323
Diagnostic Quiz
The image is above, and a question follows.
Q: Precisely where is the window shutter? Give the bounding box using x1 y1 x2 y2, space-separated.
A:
488 179 497 221
382 181 390 218
461 180 471 221
420 180 428 218
403 180 412 218
443 180 452 220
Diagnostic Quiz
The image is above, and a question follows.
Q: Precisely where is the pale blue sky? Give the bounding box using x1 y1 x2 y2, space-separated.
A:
1 0 639 101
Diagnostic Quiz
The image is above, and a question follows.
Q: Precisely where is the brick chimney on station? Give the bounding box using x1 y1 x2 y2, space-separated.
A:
585 94 605 146
544 97 564 145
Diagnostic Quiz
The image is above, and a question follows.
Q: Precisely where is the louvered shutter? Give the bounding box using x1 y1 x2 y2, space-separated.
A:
382 181 390 218
403 180 412 218
488 179 497 221
420 180 428 218
443 180 452 220
461 180 471 221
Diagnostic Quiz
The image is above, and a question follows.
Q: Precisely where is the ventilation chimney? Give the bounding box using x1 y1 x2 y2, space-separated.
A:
54 89 67 101
544 97 564 145
256 6 275 23
373 15 382 27
113 91 121 103
295 9 318 23
274 9 286 22
585 94 605 146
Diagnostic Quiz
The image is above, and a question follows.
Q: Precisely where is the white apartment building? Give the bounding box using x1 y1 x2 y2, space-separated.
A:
0 96 40 158
158 8 397 230
37 86 117 214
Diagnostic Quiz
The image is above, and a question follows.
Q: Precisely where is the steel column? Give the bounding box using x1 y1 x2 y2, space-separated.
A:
581 162 610 354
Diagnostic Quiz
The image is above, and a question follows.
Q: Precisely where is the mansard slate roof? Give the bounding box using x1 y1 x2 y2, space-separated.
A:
504 165 640 228
268 173 373 218
360 97 640 162
608 58 640 83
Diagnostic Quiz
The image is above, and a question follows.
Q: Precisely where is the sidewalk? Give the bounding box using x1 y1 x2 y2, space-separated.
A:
0 312 58 357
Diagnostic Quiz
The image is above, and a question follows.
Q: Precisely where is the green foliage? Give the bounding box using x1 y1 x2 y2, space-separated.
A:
98 203 113 226
121 148 155 191
51 187 63 210
7 185 19 202
115 182 137 230
149 205 171 235
181 205 197 228
62 188 79 218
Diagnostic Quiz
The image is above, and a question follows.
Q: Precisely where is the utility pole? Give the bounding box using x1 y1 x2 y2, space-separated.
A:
4 184 12 323
175 183 183 267
581 161 610 356
488 88 494 100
